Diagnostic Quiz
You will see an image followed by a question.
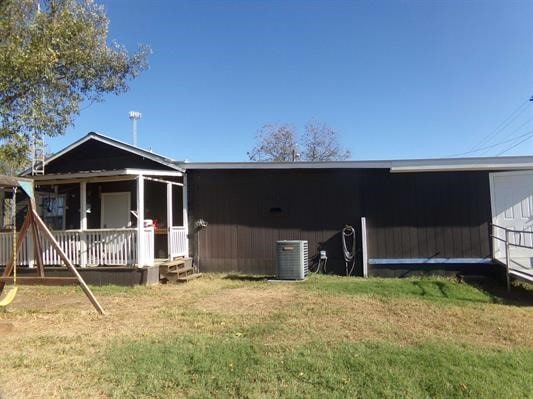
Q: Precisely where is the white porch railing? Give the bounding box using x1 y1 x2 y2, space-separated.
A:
169 226 188 258
142 227 154 266
0 227 155 267
0 231 31 266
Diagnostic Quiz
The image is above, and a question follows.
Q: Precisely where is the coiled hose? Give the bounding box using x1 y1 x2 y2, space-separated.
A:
342 225 356 276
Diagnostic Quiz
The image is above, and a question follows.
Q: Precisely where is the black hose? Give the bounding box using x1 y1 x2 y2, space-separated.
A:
342 225 356 276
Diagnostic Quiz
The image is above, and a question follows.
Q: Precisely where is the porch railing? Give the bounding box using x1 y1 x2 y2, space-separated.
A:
169 226 188 258
0 227 155 267
142 227 154 266
491 224 533 291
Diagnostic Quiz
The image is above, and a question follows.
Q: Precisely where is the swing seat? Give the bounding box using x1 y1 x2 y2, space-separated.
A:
0 286 18 307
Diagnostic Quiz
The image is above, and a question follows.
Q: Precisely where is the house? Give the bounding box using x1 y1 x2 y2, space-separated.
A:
1 132 188 284
1 132 532 284
183 159 533 282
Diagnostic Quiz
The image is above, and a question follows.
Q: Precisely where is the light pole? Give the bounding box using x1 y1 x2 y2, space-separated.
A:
128 111 142 147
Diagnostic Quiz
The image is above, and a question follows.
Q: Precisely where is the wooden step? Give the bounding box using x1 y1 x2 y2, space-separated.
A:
166 266 193 276
160 257 192 267
177 273 202 283
161 259 186 268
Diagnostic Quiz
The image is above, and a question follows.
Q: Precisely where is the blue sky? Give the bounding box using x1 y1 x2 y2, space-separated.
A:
51 0 533 161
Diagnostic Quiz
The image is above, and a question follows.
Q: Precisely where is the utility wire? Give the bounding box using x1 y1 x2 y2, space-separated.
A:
464 100 529 154
495 134 533 156
476 116 533 156
459 129 533 155
450 116 533 157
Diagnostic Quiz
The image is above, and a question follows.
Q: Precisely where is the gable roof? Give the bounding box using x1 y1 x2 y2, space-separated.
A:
22 132 184 176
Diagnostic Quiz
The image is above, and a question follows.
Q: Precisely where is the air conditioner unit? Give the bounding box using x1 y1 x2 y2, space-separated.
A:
276 240 308 280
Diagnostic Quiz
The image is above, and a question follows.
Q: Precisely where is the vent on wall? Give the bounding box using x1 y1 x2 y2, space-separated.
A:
276 240 308 280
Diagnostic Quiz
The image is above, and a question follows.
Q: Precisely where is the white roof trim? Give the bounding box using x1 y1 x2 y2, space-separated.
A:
390 163 533 173
23 132 184 175
31 169 183 182
180 155 533 172
180 161 394 170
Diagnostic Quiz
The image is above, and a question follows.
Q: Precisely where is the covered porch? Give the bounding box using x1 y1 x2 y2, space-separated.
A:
0 169 189 268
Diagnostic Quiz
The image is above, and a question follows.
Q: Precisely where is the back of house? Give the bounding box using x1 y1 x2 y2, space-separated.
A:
5 131 533 283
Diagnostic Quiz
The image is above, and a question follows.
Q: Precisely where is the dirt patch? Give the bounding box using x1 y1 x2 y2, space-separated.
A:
195 286 296 315
0 321 14 334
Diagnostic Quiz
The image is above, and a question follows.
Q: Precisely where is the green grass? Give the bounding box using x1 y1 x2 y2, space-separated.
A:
103 334 533 399
3 274 532 398
98 276 532 397
299 274 496 305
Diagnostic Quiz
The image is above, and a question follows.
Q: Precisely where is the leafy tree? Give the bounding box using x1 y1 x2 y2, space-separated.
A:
0 0 150 174
248 121 351 162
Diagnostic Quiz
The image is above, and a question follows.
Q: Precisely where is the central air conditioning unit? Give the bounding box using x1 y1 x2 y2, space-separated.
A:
276 240 309 280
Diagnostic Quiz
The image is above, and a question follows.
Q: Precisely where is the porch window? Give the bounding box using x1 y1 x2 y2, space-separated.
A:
1 197 15 228
38 193 66 230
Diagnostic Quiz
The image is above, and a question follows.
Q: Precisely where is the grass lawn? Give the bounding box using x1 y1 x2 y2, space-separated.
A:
0 274 532 398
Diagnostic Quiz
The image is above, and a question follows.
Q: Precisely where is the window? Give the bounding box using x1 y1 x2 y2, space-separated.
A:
38 193 66 230
1 197 15 228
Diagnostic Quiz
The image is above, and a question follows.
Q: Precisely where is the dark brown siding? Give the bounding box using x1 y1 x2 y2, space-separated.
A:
187 169 492 275
46 139 175 173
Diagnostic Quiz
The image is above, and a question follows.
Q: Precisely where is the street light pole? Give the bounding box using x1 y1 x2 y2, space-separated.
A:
129 111 142 147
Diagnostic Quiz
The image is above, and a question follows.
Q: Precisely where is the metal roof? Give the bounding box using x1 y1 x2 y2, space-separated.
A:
22 131 533 175
178 155 533 172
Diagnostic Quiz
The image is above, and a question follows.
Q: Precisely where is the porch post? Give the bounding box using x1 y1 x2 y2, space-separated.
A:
0 189 4 227
182 173 189 257
25 188 35 268
137 175 145 267
80 181 87 268
167 182 173 260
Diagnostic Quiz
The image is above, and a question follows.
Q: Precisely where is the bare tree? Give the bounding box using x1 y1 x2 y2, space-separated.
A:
247 124 299 162
248 121 350 162
301 120 351 161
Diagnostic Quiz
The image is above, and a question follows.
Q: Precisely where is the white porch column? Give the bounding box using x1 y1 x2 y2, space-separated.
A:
136 175 145 267
0 189 4 228
80 181 87 268
182 173 189 257
166 182 173 260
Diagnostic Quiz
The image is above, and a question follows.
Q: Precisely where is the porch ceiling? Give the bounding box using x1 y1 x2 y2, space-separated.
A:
31 168 183 185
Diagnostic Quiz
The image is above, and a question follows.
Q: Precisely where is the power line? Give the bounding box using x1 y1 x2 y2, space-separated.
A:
496 134 533 156
476 116 533 156
464 129 533 155
450 116 533 157
466 99 529 153
495 96 533 156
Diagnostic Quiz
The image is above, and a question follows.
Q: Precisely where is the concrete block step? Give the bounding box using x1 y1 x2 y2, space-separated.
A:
177 273 202 283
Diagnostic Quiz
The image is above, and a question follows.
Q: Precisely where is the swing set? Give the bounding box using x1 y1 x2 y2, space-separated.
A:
0 175 104 314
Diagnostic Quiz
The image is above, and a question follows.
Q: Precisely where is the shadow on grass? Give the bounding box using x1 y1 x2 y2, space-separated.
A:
411 281 451 299
465 277 533 307
223 273 274 282
301 274 533 306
